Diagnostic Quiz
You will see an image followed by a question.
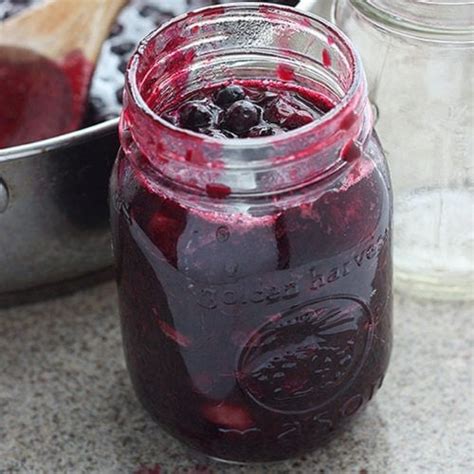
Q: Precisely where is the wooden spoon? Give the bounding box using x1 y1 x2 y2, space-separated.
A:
0 0 127 148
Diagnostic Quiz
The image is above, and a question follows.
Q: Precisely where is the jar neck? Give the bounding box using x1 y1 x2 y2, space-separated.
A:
121 4 373 197
347 0 474 41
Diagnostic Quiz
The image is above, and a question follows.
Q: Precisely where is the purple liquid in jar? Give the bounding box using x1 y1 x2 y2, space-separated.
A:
110 4 393 463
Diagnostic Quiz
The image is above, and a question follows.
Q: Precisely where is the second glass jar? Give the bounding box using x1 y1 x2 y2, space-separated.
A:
110 4 393 463
334 0 474 300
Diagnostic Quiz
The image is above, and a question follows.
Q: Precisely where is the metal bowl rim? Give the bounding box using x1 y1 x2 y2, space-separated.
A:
0 118 119 163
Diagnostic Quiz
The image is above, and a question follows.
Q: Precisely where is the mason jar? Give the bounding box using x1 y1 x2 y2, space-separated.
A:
110 4 393 463
334 0 474 300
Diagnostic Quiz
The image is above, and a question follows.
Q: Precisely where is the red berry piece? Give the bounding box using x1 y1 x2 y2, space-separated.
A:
264 96 296 126
282 110 314 130
147 202 186 266
202 402 255 430
156 318 192 348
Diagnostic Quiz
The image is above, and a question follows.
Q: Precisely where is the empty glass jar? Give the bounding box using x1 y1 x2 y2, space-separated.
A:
333 0 474 300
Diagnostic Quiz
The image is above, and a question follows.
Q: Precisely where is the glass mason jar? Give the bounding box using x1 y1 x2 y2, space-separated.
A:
334 0 474 300
110 4 393 463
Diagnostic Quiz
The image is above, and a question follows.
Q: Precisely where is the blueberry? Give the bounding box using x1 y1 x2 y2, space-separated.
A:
111 41 136 57
109 23 124 38
138 4 173 26
179 101 215 131
214 85 246 108
89 96 106 111
224 100 261 136
118 58 128 74
139 5 162 18
187 0 221 7
115 87 124 105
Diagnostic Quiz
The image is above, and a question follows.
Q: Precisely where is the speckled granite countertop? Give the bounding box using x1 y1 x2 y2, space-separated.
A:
0 282 472 474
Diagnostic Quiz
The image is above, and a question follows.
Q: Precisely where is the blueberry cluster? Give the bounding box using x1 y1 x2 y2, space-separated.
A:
162 84 321 138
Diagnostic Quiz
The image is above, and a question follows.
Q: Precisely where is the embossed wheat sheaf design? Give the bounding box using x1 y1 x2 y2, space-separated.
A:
238 297 374 415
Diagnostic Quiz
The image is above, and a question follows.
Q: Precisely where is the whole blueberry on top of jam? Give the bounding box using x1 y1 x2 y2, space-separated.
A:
160 82 330 138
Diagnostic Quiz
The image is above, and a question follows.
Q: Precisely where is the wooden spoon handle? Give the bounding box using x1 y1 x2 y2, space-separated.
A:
0 0 127 63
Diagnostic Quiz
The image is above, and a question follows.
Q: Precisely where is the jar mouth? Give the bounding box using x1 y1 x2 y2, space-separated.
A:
125 3 365 153
347 0 474 42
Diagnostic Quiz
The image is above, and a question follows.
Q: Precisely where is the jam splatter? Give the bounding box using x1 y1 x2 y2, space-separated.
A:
341 140 362 163
277 64 295 82
205 183 232 199
322 48 332 68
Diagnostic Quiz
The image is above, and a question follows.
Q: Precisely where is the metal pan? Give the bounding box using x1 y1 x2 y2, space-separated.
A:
0 0 323 302
0 120 119 301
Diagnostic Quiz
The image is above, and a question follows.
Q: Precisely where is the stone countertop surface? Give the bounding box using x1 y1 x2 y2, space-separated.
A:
0 282 472 474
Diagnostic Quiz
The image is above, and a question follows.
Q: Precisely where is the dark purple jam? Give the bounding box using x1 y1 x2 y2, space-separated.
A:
111 80 392 463
161 82 326 138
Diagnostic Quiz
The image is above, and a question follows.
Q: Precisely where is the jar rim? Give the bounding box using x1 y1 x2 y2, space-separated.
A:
346 0 474 42
125 3 365 151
